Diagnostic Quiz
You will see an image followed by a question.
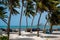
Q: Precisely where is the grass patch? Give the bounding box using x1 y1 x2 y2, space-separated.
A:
0 36 8 40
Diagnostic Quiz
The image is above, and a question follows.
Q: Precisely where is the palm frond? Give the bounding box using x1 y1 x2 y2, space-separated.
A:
11 8 19 15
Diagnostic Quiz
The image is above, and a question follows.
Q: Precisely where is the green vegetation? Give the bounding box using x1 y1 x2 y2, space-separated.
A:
0 36 8 40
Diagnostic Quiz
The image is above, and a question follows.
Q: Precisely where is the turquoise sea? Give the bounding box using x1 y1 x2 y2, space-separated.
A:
0 25 60 29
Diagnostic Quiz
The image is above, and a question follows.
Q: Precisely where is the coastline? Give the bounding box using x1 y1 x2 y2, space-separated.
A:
1 28 60 40
9 31 60 40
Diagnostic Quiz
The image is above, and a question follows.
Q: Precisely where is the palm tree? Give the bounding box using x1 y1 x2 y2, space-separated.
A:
1 0 20 40
33 0 52 36
49 6 60 33
43 0 60 33
33 0 60 36
43 14 48 33
8 0 20 40
19 0 24 35
30 2 37 33
0 6 8 25
47 0 60 33
43 13 50 33
33 0 48 37
24 0 35 32
26 16 28 31
30 16 34 33
43 20 48 33
30 11 36 33
25 1 28 32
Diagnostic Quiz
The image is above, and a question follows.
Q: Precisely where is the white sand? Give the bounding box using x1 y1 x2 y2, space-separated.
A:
9 31 45 40
3 31 60 40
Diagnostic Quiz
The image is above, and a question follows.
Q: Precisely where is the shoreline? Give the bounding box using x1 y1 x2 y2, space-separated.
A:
0 28 60 32
1 30 60 40
9 31 60 40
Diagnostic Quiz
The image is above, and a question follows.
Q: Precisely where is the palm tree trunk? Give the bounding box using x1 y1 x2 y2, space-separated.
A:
7 13 11 40
19 0 23 35
25 16 28 32
30 16 34 33
37 14 41 37
43 20 48 33
49 24 53 34
7 0 12 40
25 1 28 32
37 13 42 37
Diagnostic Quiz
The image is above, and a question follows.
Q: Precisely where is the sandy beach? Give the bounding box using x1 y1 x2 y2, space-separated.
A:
1 28 60 40
2 31 60 40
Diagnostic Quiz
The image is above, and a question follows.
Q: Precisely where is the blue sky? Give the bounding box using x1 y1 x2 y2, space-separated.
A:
0 0 48 26
0 11 48 26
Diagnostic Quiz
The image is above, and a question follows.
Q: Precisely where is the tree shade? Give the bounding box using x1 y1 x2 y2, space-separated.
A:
49 6 60 25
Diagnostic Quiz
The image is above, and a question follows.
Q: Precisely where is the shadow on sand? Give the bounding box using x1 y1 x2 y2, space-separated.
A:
25 33 36 37
10 38 34 40
40 36 58 38
52 33 60 35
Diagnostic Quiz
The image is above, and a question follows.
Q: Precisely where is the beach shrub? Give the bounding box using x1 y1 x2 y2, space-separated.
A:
0 36 8 40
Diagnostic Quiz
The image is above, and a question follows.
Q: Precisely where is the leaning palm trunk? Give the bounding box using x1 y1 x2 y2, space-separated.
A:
7 12 12 40
43 20 48 33
19 0 23 35
7 1 12 40
25 2 28 32
49 24 53 33
25 16 28 32
37 13 42 37
30 16 35 33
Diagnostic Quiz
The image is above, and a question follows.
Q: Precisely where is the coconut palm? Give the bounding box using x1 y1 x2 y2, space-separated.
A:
49 6 60 33
30 14 36 33
43 20 48 33
19 0 24 35
47 0 60 33
31 1 37 33
8 0 20 40
24 0 35 32
44 0 60 33
33 0 48 37
0 0 20 40
43 17 48 33
43 13 50 33
0 6 8 25
33 0 60 37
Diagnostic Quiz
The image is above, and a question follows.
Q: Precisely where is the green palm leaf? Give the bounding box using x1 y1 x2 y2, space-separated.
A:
11 8 19 15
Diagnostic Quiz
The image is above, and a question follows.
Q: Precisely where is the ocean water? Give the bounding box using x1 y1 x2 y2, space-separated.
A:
0 25 60 29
